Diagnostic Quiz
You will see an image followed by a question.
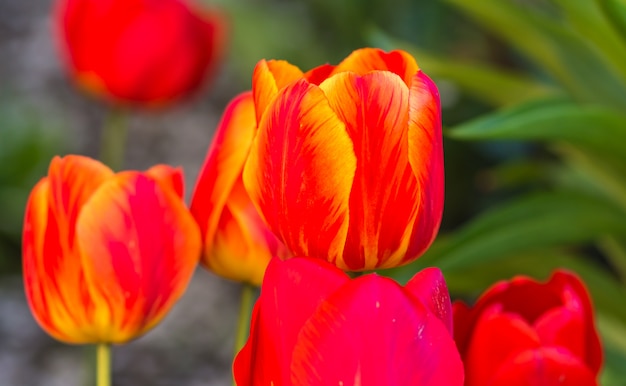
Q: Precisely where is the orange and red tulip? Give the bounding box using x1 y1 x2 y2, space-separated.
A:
55 0 226 106
22 155 201 344
191 92 291 285
454 270 603 385
243 48 444 271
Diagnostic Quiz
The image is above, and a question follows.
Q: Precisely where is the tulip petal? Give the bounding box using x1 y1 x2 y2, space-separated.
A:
290 275 464 386
243 79 357 264
319 71 418 270
23 155 113 343
252 59 304 125
76 172 201 342
405 71 444 262
146 164 185 198
330 48 419 86
489 347 598 386
234 257 349 385
191 92 256 254
303 63 335 85
405 267 453 334
464 305 541 386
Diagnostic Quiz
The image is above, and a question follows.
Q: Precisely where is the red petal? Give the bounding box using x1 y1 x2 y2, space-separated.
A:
405 267 453 335
76 171 201 343
303 63 335 85
289 274 464 385
330 48 419 86
233 257 349 385
252 59 304 125
243 80 356 264
489 347 598 386
464 305 541 386
405 71 444 261
319 71 418 270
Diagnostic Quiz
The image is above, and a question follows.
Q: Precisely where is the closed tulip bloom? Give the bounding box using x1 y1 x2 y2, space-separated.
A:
454 270 603 386
22 155 201 344
233 257 464 385
243 48 444 271
191 92 291 285
55 0 225 106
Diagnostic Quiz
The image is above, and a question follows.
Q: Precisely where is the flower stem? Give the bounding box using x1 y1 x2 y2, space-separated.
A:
96 343 111 386
233 283 256 385
99 109 128 171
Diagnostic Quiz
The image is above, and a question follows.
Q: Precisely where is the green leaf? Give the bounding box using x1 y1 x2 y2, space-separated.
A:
443 0 626 109
366 28 559 107
425 191 626 271
449 98 626 165
597 0 626 42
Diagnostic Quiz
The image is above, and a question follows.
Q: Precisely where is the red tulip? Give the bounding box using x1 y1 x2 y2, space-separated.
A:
22 155 201 344
243 48 444 271
191 92 291 285
55 0 225 106
453 270 603 385
233 257 464 385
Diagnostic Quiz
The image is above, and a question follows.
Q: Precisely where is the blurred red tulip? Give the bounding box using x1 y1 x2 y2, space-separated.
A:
243 48 444 271
191 92 291 285
55 0 226 106
22 155 201 344
454 270 603 386
233 257 464 385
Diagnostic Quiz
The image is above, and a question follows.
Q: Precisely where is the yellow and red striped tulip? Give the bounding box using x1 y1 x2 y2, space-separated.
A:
243 48 444 271
191 92 291 285
22 155 201 344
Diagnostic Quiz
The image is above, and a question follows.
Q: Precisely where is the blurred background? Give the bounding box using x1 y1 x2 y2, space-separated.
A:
2 0 626 384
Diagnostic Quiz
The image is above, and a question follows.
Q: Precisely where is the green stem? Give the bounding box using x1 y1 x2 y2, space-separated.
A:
99 109 128 171
233 283 256 385
96 343 111 386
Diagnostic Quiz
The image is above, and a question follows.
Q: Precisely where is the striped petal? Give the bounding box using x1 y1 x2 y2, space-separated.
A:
146 164 185 198
319 71 418 270
290 275 464 385
405 71 444 262
330 48 419 86
191 92 256 256
22 155 113 343
243 79 356 263
252 59 304 125
75 172 201 343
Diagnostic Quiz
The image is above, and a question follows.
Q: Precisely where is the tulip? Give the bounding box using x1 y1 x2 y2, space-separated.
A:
55 0 226 106
22 155 201 344
233 257 464 385
243 48 444 271
453 270 603 386
191 92 291 285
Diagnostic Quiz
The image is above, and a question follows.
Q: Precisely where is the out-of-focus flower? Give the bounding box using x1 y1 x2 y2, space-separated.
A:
22 155 201 344
243 47 444 271
233 257 464 385
454 270 603 386
191 92 291 285
55 0 226 106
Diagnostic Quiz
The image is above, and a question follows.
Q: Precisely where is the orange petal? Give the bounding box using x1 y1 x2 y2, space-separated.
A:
145 164 185 198
23 155 113 343
404 71 444 263
252 59 304 125
319 71 418 270
190 91 256 255
330 48 419 86
206 177 289 285
243 79 356 264
76 171 201 343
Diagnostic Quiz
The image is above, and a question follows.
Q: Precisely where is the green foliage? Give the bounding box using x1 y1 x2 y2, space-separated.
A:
374 0 626 378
